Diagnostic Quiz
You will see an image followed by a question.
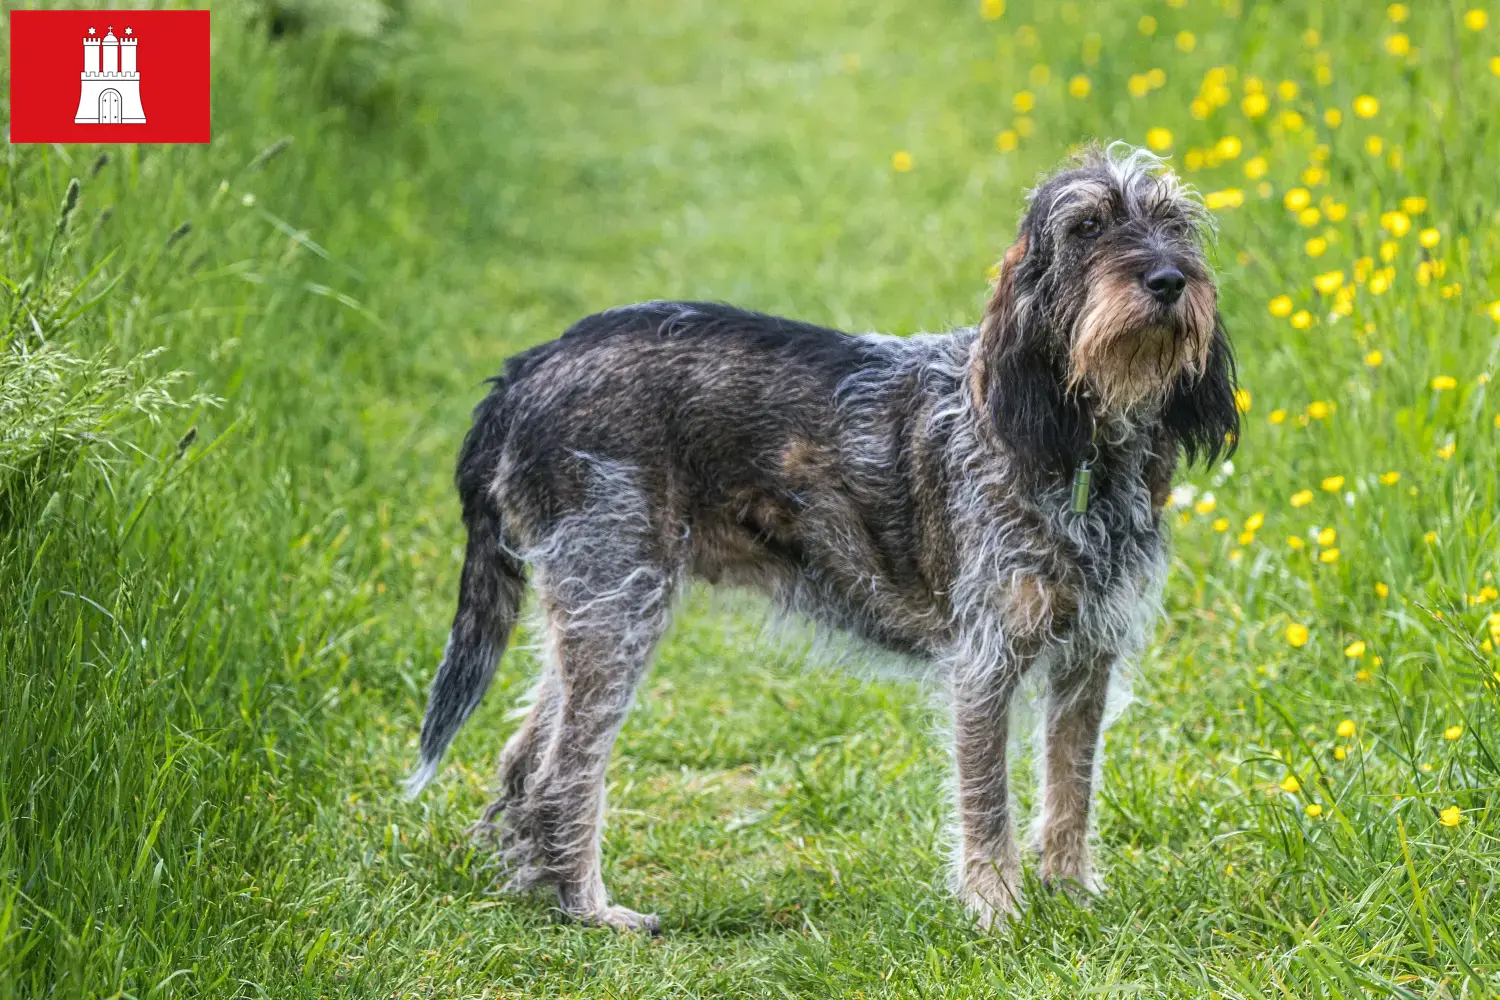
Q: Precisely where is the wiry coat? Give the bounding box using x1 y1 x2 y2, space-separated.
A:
406 146 1240 932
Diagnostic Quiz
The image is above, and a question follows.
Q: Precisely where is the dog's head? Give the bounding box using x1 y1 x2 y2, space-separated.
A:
973 143 1238 478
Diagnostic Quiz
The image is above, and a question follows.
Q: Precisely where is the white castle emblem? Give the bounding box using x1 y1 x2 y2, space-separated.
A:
74 26 146 124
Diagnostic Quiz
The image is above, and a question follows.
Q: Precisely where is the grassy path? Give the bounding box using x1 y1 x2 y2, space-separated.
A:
2 1 1498 996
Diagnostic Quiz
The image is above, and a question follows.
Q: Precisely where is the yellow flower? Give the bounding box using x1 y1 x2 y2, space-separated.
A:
1307 400 1330 419
1379 471 1401 485
1419 228 1441 248
1213 517 1230 532
1013 90 1035 113
1299 207 1322 227
1439 805 1464 827
1337 718 1357 737
1243 92 1270 117
1139 14 1157 34
1354 95 1380 118
1379 240 1399 262
1444 724 1464 740
1466 8 1488 29
1321 477 1345 494
981 0 1006 18
1288 535 1306 550
1324 108 1342 127
1281 110 1305 133
1314 272 1344 295
1305 802 1323 817
1206 188 1246 209
1269 295 1294 317
892 151 913 172
1280 773 1302 792
1145 128 1173 152
1334 745 1347 761
1291 310 1313 328
1290 489 1314 507
1344 641 1366 660
1381 211 1412 237
1245 155 1268 179
1356 669 1372 681
1424 530 1438 544
1129 74 1151 98
1436 441 1455 460
1389 3 1409 21
1320 548 1340 563
1245 512 1265 531
1194 495 1217 515
1492 55 1500 74
1385 33 1411 56
1284 187 1312 211
1238 530 1255 545
1431 375 1458 390
1270 409 1287 424
1401 196 1428 214
1303 28 1321 46
1176 30 1196 52
1215 136 1243 159
995 130 1019 152
1069 74 1091 98
1234 388 1252 412
1376 581 1390 597
1317 528 1337 547
1365 350 1384 367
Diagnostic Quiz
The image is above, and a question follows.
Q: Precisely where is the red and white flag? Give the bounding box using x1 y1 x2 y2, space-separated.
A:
9 10 211 143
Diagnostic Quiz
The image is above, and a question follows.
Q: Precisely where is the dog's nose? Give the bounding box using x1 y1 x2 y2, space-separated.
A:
1144 266 1187 305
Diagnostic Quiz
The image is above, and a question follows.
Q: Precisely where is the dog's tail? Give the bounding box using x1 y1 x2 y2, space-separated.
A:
403 383 527 798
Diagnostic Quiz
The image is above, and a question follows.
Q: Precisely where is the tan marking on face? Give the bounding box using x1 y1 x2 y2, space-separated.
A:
1068 271 1216 413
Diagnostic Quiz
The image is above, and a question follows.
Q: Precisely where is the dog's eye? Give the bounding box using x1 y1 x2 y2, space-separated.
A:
1076 216 1102 237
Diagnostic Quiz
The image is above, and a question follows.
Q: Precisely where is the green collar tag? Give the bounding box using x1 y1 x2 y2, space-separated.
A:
1071 462 1093 513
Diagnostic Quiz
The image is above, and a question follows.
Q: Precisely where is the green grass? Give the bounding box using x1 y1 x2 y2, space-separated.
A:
2 0 1499 995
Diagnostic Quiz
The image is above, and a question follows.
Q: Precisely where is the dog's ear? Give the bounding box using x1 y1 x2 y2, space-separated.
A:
1163 312 1239 466
970 233 1088 480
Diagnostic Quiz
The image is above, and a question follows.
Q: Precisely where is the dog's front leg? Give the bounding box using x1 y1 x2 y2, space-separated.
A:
950 656 1026 930
1036 651 1112 896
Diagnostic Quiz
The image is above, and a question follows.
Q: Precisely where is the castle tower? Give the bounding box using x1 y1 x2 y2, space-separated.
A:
74 25 146 124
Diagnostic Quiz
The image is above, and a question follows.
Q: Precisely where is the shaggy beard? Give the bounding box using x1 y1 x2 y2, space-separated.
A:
1067 274 1216 413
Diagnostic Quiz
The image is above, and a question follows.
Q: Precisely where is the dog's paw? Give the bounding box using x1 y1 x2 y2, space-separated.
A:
960 864 1024 932
1039 857 1101 903
1040 869 1102 906
579 904 661 934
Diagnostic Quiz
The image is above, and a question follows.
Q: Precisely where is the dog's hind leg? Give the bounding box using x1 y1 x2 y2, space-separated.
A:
497 558 674 933
483 650 562 824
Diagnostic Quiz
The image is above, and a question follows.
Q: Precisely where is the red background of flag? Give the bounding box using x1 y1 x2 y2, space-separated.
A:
10 10 210 143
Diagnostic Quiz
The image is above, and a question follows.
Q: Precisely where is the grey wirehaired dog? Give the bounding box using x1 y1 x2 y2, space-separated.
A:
405 144 1238 932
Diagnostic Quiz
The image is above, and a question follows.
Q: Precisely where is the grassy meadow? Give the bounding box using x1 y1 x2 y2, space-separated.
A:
2 0 1499 995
